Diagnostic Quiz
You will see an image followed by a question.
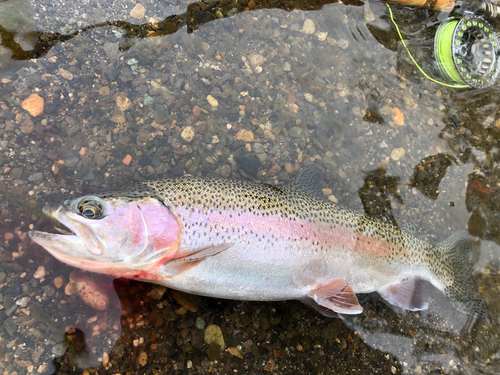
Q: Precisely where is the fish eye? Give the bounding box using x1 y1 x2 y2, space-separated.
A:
78 198 104 220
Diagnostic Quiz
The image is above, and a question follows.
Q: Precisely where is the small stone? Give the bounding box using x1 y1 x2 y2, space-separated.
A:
390 147 405 161
33 266 46 279
99 86 110 96
283 62 291 72
227 347 244 359
322 188 332 196
138 351 148 366
149 286 167 300
268 164 281 177
143 96 154 106
110 114 126 123
70 272 109 311
172 291 198 312
392 107 405 126
204 324 225 349
318 31 328 41
181 126 195 143
249 54 266 66
236 129 254 142
102 352 109 367
338 39 349 49
195 317 205 330
59 69 73 80
116 95 132 111
20 118 35 134
304 93 315 103
28 172 43 182
54 276 64 289
288 127 303 138
94 153 107 167
130 3 146 19
10 167 23 179
206 95 218 107
285 163 294 173
235 154 260 174
122 154 132 165
192 105 202 117
301 19 315 34
22 94 44 117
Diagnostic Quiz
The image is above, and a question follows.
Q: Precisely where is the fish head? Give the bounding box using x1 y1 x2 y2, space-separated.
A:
29 193 180 277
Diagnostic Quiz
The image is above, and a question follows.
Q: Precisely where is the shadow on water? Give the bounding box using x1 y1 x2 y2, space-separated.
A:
1 0 500 373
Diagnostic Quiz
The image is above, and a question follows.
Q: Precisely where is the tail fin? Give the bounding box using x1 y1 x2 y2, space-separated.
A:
436 232 489 321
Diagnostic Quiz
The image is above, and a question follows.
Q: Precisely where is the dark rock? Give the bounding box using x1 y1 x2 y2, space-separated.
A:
235 154 260 174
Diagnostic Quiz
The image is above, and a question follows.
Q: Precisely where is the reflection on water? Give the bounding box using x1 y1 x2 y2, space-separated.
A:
1 0 500 373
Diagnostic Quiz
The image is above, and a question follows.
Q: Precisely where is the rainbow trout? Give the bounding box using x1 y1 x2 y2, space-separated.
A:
29 168 488 318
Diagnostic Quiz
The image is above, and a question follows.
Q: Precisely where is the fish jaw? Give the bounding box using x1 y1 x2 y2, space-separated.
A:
29 230 117 273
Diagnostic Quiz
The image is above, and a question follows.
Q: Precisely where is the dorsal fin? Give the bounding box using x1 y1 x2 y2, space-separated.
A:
290 165 324 198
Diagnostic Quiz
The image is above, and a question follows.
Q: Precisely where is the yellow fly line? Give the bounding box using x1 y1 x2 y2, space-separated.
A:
386 3 470 88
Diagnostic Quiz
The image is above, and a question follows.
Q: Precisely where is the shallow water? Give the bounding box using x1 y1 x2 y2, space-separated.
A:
1 0 500 373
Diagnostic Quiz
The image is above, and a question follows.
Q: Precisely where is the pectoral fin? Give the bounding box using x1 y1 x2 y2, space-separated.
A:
308 279 363 315
162 243 234 276
378 278 428 311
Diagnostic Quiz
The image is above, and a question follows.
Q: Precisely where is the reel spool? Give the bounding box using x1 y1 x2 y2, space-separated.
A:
434 15 500 88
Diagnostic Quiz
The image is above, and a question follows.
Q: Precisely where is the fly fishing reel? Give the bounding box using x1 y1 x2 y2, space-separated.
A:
434 12 500 87
386 0 500 88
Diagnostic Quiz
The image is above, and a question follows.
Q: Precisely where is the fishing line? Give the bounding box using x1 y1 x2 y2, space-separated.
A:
386 3 471 88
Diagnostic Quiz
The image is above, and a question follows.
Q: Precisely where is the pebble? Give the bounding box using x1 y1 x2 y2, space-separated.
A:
227 347 244 359
235 154 260 174
10 167 23 179
322 188 332 196
288 126 303 138
181 126 195 143
130 3 146 19
59 69 73 80
206 95 219 107
204 324 225 349
98 86 110 96
28 172 43 182
390 148 405 161
318 31 328 41
70 272 110 311
20 118 35 134
122 154 132 165
143 96 154 106
249 54 266 66
94 153 107 167
22 94 44 117
283 62 291 72
195 317 206 330
149 286 167 300
116 95 132 111
304 93 315 103
337 39 349 50
110 114 126 123
53 276 64 289
138 351 148 366
192 105 202 117
301 19 315 34
236 129 254 142
33 266 46 279
15 296 30 308
392 107 405 126
268 164 281 177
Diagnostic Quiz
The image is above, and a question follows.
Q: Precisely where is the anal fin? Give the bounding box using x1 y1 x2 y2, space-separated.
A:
378 278 428 311
308 279 363 315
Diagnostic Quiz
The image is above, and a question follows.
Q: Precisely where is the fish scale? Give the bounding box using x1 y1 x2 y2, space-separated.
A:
30 172 488 319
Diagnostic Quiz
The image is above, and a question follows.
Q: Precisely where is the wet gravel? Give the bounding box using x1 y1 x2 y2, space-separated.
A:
1 0 500 374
